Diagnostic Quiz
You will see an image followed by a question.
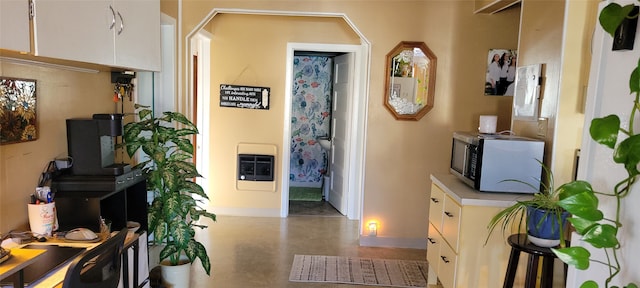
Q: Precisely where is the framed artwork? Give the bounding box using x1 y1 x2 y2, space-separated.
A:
513 64 542 120
485 48 518 96
1 77 37 145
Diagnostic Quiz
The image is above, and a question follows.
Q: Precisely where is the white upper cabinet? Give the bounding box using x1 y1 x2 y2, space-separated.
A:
0 0 31 52
112 0 160 71
32 0 160 71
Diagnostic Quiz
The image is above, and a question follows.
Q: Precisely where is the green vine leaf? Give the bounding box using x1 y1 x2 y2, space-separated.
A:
552 246 591 270
580 281 599 288
582 224 619 248
590 115 620 149
630 60 640 93
557 181 603 221
599 3 635 38
613 134 640 176
567 217 597 235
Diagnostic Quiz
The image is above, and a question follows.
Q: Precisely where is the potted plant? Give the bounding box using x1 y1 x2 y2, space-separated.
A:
119 104 216 285
486 161 576 248
548 3 640 288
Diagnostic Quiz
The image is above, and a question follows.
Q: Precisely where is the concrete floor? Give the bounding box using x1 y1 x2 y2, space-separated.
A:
185 215 429 288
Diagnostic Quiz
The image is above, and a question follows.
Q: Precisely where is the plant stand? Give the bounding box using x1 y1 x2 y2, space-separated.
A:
503 234 568 288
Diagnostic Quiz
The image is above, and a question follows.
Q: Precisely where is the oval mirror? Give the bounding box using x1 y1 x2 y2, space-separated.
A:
383 41 437 121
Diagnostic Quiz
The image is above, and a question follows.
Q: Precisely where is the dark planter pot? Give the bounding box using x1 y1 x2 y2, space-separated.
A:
526 206 569 247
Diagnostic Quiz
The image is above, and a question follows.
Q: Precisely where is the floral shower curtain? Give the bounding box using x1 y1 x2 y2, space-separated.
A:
289 56 333 186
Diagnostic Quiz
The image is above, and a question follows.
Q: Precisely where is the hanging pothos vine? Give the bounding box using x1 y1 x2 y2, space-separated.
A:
549 3 640 288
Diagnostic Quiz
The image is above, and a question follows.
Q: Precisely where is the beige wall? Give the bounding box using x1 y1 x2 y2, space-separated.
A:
514 0 597 186
0 62 116 232
180 1 520 243
554 0 598 185
206 15 360 211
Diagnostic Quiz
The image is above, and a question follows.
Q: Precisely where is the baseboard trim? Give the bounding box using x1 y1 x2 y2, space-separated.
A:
211 206 281 217
359 235 426 249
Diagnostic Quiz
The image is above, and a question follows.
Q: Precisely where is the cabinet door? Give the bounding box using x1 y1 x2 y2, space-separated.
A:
113 0 160 71
426 223 441 271
437 243 458 288
0 0 30 52
33 0 114 65
441 195 461 252
429 183 445 231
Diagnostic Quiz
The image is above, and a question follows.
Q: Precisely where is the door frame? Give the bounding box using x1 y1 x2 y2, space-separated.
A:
191 30 212 201
281 42 369 221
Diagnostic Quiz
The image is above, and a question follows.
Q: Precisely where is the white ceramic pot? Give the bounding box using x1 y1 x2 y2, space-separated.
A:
160 258 191 288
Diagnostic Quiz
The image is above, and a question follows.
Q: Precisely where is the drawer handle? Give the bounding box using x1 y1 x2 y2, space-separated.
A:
444 211 454 218
427 237 436 244
117 180 125 184
440 256 450 263
430 197 439 203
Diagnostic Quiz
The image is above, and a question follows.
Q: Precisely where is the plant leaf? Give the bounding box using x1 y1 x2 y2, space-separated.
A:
567 217 597 235
188 240 211 275
599 3 635 38
590 115 620 149
630 59 640 93
580 281 599 288
582 224 619 248
613 134 640 176
552 246 591 270
181 180 208 199
175 138 195 155
557 191 603 221
159 244 179 264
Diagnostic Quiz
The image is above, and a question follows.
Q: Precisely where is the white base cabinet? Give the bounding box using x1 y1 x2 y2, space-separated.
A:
427 174 527 288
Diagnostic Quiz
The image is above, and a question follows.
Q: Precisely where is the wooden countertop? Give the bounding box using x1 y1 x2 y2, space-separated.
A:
431 173 533 207
0 248 46 282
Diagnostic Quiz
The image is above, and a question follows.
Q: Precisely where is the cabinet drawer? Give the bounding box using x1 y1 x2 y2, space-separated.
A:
426 222 441 270
442 195 461 252
429 183 445 230
437 241 458 288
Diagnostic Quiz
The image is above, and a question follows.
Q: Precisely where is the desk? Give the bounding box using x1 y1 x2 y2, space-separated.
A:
1 231 148 288
0 248 47 287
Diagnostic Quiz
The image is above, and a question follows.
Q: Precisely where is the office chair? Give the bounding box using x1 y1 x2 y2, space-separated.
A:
62 228 128 288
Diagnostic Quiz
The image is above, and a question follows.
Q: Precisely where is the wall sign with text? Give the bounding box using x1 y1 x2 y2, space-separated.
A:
220 84 270 110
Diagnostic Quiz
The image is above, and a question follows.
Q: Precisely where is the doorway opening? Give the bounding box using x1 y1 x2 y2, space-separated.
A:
288 51 345 217
281 42 367 221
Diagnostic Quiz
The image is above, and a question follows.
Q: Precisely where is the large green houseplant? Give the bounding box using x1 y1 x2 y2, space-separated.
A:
548 3 640 288
120 104 216 276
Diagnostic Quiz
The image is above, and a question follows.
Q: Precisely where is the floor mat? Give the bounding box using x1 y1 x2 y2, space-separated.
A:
289 254 429 287
289 187 322 201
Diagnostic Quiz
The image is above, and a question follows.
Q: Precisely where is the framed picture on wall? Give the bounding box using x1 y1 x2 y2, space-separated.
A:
485 48 517 96
1 77 37 145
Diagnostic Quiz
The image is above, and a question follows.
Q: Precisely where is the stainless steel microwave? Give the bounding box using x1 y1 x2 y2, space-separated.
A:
450 131 545 193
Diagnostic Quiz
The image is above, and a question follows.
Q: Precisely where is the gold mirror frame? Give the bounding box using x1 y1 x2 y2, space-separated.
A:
383 41 437 121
